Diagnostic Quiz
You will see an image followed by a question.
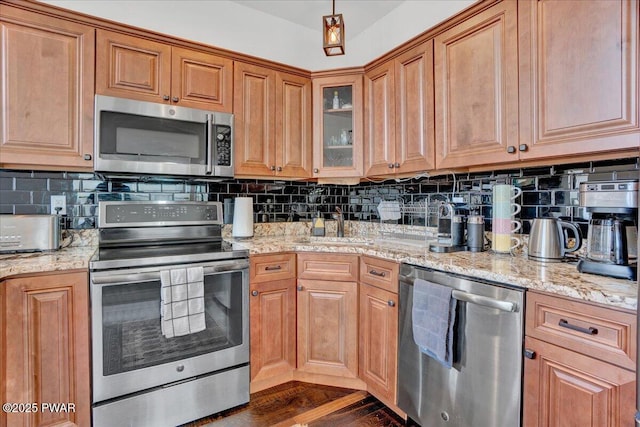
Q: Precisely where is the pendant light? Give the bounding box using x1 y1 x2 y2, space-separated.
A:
323 0 345 56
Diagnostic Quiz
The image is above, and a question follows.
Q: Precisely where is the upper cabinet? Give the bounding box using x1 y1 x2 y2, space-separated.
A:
364 41 435 177
312 73 364 178
96 29 233 112
518 0 640 159
234 62 312 178
434 0 519 169
0 6 95 170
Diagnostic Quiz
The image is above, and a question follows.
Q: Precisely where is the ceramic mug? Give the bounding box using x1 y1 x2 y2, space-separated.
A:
493 201 522 218
493 184 522 204
492 233 522 253
493 218 522 234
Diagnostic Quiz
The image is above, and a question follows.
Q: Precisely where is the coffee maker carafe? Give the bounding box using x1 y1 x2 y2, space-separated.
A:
577 180 638 280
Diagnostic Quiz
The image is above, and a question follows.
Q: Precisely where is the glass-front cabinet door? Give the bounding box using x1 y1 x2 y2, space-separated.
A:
312 73 363 178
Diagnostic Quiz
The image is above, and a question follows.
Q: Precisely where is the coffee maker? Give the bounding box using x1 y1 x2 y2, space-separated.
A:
577 180 638 280
429 202 468 253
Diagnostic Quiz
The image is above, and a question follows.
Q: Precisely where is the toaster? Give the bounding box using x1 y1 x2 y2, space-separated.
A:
0 215 62 253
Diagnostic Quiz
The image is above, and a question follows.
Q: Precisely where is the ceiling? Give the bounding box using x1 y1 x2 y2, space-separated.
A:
231 0 406 38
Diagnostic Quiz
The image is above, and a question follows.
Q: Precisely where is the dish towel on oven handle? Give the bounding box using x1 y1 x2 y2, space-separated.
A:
160 266 206 338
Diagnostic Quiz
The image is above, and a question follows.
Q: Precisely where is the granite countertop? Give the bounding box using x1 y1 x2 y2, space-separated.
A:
1 231 636 312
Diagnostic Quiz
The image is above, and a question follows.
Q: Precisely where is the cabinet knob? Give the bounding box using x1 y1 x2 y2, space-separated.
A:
387 300 396 307
388 164 395 169
251 290 259 297
83 154 92 161
524 348 536 359
394 162 400 169
297 285 304 291
313 168 319 173
519 144 528 152
277 166 282 172
270 165 276 171
163 95 170 101
172 96 179 102
506 146 517 154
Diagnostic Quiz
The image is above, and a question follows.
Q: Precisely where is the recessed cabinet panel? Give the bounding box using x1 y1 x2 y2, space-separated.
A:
364 63 395 176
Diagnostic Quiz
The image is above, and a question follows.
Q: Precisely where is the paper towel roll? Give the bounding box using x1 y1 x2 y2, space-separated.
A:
232 197 254 238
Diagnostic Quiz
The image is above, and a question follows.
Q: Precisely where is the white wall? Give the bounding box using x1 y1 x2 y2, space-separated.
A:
43 0 475 71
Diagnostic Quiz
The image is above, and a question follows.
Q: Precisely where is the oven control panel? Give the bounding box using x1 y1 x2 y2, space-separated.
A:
98 201 223 228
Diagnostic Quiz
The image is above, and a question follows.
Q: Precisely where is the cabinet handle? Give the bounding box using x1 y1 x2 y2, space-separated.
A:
83 154 92 161
313 168 319 173
519 144 528 152
558 319 598 335
388 164 395 169
369 269 386 277
251 290 259 296
172 96 179 102
277 166 282 172
524 348 536 359
265 265 282 271
270 165 276 171
163 95 170 101
506 146 516 154
297 285 304 291
394 162 400 169
387 300 396 307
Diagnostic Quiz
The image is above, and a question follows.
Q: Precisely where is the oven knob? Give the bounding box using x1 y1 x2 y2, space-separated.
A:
176 364 185 372
217 133 225 141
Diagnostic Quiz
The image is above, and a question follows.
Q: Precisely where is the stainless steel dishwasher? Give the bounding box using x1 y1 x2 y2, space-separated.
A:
398 263 525 427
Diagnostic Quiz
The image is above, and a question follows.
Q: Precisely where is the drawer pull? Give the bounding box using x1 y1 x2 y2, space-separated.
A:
558 319 598 335
265 265 282 271
369 269 386 277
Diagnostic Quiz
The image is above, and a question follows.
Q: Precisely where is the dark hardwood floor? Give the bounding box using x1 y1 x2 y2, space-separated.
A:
180 381 409 427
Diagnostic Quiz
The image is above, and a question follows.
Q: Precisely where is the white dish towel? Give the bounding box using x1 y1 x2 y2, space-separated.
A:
160 266 206 338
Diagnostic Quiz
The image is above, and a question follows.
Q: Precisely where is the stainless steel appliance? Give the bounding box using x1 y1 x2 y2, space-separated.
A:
577 180 638 280
0 215 61 252
95 95 234 179
429 203 467 253
398 264 524 427
528 217 582 262
90 201 250 427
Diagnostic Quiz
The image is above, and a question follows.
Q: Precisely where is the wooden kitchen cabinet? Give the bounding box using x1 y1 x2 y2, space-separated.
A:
249 254 297 392
434 0 519 169
234 63 312 178
358 256 399 407
523 291 637 427
1 270 90 427
96 29 233 112
312 73 364 178
0 6 95 170
297 253 359 380
518 0 640 160
364 41 435 177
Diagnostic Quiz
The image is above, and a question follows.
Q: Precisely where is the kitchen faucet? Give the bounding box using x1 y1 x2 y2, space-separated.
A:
332 207 344 237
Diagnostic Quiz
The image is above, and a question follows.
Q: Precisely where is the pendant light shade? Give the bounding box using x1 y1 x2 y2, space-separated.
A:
323 0 345 56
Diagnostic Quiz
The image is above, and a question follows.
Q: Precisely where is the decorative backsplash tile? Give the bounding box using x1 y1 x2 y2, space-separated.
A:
0 157 637 232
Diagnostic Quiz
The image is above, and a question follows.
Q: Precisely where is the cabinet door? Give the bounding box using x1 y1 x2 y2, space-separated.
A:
96 29 171 103
297 279 358 378
364 61 396 177
0 7 94 170
3 271 90 427
275 72 312 178
519 0 640 160
250 278 296 383
233 62 276 176
312 74 364 178
171 46 233 112
395 40 435 174
359 283 398 404
434 0 519 169
523 336 635 427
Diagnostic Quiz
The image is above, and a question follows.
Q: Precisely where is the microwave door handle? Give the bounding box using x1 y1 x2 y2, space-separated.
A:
206 114 214 174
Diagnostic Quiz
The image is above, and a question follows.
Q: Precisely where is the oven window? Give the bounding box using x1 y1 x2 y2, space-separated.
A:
101 271 243 376
99 111 206 164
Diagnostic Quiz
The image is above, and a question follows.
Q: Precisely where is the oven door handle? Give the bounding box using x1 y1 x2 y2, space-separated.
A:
92 260 249 285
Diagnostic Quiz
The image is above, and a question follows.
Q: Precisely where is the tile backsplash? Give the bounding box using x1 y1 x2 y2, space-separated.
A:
1 158 637 232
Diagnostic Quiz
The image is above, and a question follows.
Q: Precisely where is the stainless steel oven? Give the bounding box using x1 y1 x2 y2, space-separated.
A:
89 201 249 427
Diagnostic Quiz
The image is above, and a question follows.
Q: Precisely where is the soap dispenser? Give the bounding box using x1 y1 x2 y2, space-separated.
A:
312 212 325 236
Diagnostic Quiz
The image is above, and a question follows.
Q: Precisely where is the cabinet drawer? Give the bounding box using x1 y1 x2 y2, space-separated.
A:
526 291 636 371
250 253 296 283
359 256 399 293
297 253 358 282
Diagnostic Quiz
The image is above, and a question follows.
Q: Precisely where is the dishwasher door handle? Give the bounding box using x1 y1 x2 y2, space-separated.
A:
451 290 518 313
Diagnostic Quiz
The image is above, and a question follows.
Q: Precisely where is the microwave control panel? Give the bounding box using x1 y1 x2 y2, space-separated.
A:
214 125 232 167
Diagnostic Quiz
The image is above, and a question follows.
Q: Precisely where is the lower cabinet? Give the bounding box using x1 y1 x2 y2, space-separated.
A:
1 270 90 427
523 291 636 427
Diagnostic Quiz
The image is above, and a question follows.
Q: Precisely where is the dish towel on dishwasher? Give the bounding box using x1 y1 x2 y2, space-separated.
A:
160 267 206 338
412 278 457 368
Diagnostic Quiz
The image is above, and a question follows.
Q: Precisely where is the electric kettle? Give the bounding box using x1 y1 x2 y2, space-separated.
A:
528 218 582 262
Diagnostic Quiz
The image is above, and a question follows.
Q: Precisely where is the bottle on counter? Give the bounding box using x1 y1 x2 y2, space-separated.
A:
312 212 325 236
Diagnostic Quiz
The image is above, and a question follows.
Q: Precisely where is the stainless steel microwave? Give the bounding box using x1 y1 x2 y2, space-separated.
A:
94 95 234 179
